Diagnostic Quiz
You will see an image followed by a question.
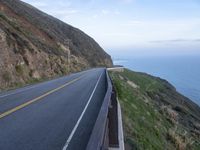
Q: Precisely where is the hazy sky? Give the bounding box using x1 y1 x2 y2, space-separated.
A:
22 0 200 57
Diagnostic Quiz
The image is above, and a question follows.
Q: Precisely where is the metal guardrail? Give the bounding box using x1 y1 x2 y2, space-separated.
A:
86 69 119 150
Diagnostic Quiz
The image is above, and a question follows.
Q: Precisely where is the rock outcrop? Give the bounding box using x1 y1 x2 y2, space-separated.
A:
0 0 113 90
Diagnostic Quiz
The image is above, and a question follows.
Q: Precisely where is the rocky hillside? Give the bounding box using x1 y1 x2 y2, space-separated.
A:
110 69 200 150
0 0 112 90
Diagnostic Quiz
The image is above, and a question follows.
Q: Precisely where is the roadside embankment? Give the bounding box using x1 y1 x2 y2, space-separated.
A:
109 69 200 150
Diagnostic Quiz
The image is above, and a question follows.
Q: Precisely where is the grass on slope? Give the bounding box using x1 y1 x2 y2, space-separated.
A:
109 69 200 150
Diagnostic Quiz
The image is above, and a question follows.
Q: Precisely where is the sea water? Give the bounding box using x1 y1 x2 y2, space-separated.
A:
114 55 200 106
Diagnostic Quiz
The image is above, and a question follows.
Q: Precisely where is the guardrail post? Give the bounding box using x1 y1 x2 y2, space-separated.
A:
108 86 119 148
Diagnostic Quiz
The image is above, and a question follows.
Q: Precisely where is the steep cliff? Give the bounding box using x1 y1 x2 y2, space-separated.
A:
110 69 200 150
0 0 113 90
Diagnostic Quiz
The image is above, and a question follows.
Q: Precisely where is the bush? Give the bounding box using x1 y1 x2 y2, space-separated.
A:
167 127 195 150
113 78 123 99
2 71 11 82
15 65 24 75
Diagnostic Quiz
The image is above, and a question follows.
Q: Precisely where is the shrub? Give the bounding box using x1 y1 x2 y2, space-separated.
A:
15 64 24 75
2 71 11 82
167 127 195 150
113 78 123 99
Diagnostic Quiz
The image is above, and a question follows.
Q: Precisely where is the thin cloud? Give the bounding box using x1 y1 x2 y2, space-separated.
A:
121 20 142 26
57 1 71 7
150 39 200 43
29 1 47 7
23 0 77 20
114 10 120 15
194 39 200 42
21 0 200 51
92 14 98 19
120 0 134 3
53 10 78 15
101 9 110 15
23 0 71 9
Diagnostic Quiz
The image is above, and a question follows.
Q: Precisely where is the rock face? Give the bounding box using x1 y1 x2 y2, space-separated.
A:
0 0 113 90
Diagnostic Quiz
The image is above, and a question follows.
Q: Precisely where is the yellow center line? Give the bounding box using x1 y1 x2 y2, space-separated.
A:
0 76 83 119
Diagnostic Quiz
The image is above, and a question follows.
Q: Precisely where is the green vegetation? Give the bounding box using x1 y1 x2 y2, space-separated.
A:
2 71 12 82
0 0 113 92
1 76 47 93
0 12 8 21
109 69 200 150
15 64 24 75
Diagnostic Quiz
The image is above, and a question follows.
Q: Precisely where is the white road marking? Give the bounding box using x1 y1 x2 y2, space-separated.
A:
0 85 39 98
0 76 83 119
0 71 89 98
62 72 103 150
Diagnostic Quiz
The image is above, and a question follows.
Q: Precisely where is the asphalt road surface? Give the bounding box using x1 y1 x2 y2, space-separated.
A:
0 68 107 150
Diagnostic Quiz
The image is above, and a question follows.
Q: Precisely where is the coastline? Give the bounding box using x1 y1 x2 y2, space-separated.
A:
109 68 200 149
113 55 200 106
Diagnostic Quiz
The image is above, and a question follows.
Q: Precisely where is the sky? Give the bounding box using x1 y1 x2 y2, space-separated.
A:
22 0 200 57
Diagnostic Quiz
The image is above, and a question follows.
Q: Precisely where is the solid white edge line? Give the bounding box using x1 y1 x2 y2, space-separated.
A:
62 72 103 150
0 86 38 98
0 71 90 98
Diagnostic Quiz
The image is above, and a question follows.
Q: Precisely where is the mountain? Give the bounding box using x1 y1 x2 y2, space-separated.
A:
110 69 200 150
0 0 113 90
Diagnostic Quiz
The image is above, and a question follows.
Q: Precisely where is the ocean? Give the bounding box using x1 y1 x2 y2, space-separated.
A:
114 55 200 106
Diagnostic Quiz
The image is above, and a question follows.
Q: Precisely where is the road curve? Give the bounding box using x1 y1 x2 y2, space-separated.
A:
0 68 107 150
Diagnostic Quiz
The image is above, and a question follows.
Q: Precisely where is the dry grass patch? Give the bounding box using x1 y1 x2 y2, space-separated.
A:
167 126 195 150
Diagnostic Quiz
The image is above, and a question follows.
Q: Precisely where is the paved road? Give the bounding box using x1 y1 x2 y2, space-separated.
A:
0 68 107 150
